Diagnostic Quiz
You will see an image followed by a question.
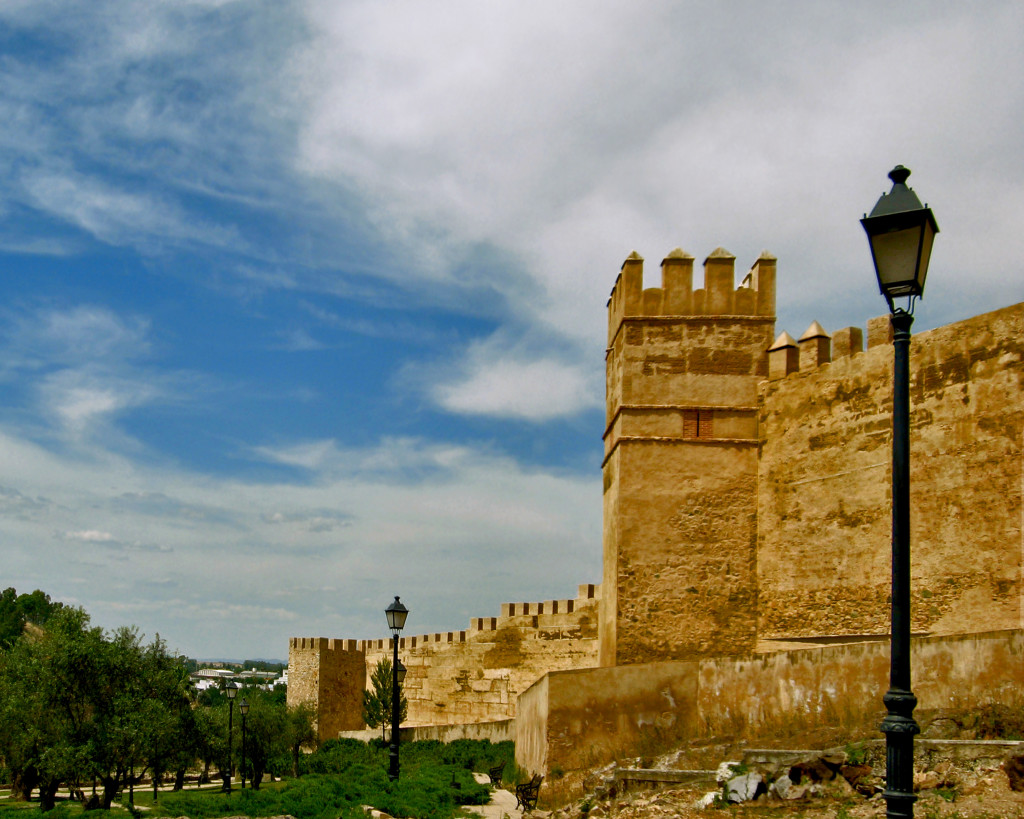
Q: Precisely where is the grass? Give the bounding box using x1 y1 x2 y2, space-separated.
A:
0 739 506 819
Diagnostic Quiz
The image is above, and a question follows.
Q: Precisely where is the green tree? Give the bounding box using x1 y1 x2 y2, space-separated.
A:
362 657 408 742
0 607 101 808
284 702 317 777
235 689 290 790
0 608 203 810
0 588 64 651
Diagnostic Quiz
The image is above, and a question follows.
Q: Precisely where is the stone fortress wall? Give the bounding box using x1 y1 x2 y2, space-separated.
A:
290 244 1024 774
758 301 1023 643
598 247 1023 666
288 584 599 741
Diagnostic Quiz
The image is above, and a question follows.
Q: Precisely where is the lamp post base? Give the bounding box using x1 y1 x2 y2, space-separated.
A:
881 696 919 818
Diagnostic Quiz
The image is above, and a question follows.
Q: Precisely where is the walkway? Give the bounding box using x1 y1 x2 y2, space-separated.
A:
466 773 523 819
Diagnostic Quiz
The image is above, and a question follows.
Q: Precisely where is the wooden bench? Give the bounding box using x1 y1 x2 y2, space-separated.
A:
487 761 506 785
515 774 543 811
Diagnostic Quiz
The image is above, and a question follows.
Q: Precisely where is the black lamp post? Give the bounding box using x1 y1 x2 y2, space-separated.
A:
225 682 238 794
385 595 409 781
861 165 939 819
240 698 249 790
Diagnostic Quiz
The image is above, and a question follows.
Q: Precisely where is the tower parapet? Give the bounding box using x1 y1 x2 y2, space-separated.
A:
607 248 776 347
601 247 777 668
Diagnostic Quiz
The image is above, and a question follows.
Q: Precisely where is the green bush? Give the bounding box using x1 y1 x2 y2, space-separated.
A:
153 739 502 819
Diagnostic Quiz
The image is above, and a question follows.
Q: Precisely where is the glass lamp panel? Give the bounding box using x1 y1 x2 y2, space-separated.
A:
916 220 935 295
385 597 409 631
871 226 924 297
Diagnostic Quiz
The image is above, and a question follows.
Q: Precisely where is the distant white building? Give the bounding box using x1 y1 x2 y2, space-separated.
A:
189 667 285 691
190 668 234 691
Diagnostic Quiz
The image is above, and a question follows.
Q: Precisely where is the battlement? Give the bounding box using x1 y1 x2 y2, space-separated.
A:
607 248 776 346
768 316 897 380
499 582 598 618
289 637 361 652
353 583 600 648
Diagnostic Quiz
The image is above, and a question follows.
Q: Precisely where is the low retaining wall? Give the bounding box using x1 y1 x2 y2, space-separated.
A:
517 629 1024 803
339 718 514 746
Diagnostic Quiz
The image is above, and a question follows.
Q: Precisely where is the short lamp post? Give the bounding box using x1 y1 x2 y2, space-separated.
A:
225 682 238 794
240 698 249 790
385 596 409 781
861 165 939 819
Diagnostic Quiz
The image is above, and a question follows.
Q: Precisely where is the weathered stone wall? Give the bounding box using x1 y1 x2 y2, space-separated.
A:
519 629 1024 804
364 585 599 726
286 637 366 742
518 661 700 778
339 718 515 745
600 248 776 666
289 585 600 739
758 302 1024 640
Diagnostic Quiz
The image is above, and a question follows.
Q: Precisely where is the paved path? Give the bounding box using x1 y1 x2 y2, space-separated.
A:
465 773 523 819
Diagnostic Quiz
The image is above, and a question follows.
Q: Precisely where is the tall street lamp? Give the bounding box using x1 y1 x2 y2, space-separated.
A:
385 596 409 781
225 682 238 794
240 698 250 790
861 165 939 819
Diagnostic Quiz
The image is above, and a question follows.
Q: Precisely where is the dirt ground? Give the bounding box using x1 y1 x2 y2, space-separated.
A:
540 719 1024 819
548 776 1024 818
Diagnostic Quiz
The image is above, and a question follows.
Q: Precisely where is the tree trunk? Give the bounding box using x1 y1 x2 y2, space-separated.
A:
100 775 119 811
174 767 185 791
10 768 38 802
38 780 59 812
251 766 264 791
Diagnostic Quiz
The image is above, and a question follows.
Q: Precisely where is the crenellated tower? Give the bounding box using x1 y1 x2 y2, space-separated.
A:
600 247 776 666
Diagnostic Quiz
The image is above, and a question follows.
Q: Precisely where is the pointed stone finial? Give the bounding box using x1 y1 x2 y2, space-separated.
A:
704 247 735 263
757 250 777 262
768 331 800 380
664 247 693 261
799 322 832 370
799 321 830 341
769 331 797 351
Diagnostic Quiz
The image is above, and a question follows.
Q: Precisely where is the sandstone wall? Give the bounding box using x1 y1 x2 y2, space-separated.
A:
286 637 366 742
517 661 700 780
758 302 1024 640
289 585 600 740
601 248 776 666
339 719 514 745
519 629 1024 805
364 585 599 726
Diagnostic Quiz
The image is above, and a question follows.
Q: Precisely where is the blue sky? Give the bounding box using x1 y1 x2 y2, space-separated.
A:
2 1 1023 660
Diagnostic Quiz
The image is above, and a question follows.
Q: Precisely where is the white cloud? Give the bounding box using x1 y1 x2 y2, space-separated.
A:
63 529 113 542
433 349 599 421
289 1 1024 345
0 427 600 658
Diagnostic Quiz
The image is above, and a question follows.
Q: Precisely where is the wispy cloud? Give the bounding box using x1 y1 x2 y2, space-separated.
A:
5 305 151 368
21 170 241 251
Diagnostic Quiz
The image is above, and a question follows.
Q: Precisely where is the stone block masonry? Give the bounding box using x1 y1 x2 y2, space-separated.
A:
601 248 776 667
286 638 366 742
758 302 1024 640
289 584 600 738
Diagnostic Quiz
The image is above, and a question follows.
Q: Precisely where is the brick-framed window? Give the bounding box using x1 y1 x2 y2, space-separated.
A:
683 409 714 439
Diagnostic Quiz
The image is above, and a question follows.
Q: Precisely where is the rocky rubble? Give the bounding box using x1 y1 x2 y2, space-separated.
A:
542 743 1024 818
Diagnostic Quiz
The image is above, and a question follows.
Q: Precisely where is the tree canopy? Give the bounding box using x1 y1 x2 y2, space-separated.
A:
0 588 313 808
